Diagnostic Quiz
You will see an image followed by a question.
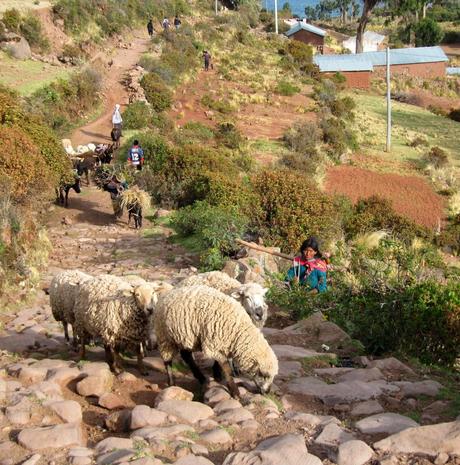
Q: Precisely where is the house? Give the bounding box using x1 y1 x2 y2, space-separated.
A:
314 46 449 88
342 31 386 54
285 22 327 54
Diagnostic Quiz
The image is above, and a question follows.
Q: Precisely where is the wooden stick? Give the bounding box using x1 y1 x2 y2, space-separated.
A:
235 239 293 261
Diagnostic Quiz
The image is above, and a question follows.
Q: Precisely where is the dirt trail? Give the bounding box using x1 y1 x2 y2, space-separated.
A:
70 34 150 146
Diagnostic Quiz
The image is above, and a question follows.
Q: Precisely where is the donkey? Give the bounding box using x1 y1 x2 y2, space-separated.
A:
56 176 81 207
111 127 122 149
95 143 115 164
127 201 143 229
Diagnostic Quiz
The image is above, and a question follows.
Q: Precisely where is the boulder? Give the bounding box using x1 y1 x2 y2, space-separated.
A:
5 397 32 425
314 423 355 449
217 407 254 425
1 36 31 60
76 375 113 397
336 440 374 465
154 386 193 406
204 386 231 406
356 413 419 435
350 400 384 417
272 345 332 360
394 380 442 398
367 357 415 374
95 437 133 454
98 393 125 410
130 405 168 429
156 400 213 424
48 400 82 423
277 361 303 379
18 366 48 384
18 423 83 450
213 399 242 414
374 421 460 457
46 367 82 386
131 424 195 441
174 456 215 465
200 428 232 445
223 433 322 465
337 368 384 383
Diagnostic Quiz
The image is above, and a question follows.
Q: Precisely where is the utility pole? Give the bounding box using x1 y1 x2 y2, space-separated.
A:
215 0 218 15
275 0 278 34
386 46 391 153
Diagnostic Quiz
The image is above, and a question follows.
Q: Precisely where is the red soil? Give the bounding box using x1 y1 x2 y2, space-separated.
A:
325 165 445 229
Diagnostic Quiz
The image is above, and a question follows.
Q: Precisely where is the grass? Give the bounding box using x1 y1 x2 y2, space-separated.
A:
301 355 339 374
0 0 51 13
352 92 460 166
0 52 71 96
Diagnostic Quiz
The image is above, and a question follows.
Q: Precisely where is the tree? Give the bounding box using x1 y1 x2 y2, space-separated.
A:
336 0 352 23
414 17 444 45
356 0 379 53
305 6 318 20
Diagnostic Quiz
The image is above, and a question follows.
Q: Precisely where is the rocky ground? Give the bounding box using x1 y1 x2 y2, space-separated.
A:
0 187 459 465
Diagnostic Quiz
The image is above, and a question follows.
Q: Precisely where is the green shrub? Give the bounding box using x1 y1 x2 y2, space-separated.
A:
140 74 173 112
425 146 449 168
20 14 49 52
275 80 300 96
2 8 21 32
414 18 444 47
178 121 214 144
215 122 244 149
171 201 249 270
121 132 171 171
252 169 342 251
437 215 460 255
313 79 337 107
201 94 233 114
283 121 320 153
286 40 315 73
449 108 460 122
264 20 290 33
329 96 356 120
320 116 358 156
122 102 153 129
345 196 431 242
443 30 460 44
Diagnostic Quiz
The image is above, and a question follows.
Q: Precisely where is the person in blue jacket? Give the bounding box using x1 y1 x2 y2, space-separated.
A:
285 237 328 293
127 140 144 171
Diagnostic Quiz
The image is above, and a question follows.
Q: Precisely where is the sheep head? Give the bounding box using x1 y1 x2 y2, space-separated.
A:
231 283 268 328
243 342 278 395
133 284 158 314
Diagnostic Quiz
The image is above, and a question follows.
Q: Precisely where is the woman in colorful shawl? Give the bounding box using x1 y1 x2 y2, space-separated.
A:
285 237 328 293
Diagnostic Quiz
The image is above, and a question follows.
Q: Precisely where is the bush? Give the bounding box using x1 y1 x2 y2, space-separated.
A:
345 196 431 242
140 73 173 112
171 201 249 270
178 121 214 144
414 18 444 47
425 146 449 168
438 215 460 255
329 96 356 120
2 8 21 32
20 14 49 52
449 108 460 122
286 40 314 71
215 122 244 149
320 116 358 156
201 94 233 114
122 102 153 129
443 30 460 44
252 169 342 251
283 121 320 154
275 80 300 96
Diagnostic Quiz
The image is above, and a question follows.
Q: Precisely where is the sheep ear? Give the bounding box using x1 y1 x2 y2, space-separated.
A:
231 290 243 300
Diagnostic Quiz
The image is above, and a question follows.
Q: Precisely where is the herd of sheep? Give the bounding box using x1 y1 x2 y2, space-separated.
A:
49 270 278 397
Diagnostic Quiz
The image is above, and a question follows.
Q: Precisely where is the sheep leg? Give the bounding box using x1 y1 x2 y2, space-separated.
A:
79 335 87 360
63 322 69 342
112 347 123 374
137 344 148 375
212 361 224 382
165 361 175 386
104 344 114 367
180 350 207 385
219 360 240 399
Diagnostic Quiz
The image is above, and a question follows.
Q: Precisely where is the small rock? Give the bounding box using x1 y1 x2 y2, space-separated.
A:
337 368 384 383
156 400 214 424
19 366 48 384
213 399 242 414
46 367 82 386
127 458 163 465
18 423 83 450
337 440 373 465
356 413 419 435
70 457 92 465
21 455 41 465
272 345 332 360
48 400 82 423
197 419 219 430
117 372 137 383
395 380 442 398
68 447 94 457
200 428 233 445
154 386 194 406
367 357 415 374
98 393 125 410
351 400 384 417
191 444 209 456
29 381 63 401
62 216 73 226
217 408 254 425
5 397 32 425
265 412 279 419
95 437 133 454
314 423 355 450
434 452 449 465
175 456 215 465
130 405 168 429
131 424 194 441
240 419 259 431
76 375 113 397
204 386 230 407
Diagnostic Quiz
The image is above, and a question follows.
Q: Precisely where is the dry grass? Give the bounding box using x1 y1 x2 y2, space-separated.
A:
0 0 51 13
120 186 151 212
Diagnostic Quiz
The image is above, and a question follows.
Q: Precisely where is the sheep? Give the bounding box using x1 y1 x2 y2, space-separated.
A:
178 271 269 328
49 270 91 345
154 285 278 398
74 274 158 374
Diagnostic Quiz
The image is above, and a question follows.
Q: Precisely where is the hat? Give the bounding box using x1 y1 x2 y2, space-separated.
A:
115 104 120 110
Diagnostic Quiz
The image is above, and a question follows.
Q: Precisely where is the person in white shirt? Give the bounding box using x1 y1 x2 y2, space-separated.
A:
112 103 123 135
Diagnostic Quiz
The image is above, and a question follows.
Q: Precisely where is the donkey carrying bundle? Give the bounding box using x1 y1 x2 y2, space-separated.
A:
120 186 151 229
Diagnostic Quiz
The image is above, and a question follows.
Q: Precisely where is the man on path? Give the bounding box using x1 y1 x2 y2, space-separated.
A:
127 139 144 171
174 15 181 30
203 50 212 71
147 19 154 37
112 103 123 135
162 17 170 31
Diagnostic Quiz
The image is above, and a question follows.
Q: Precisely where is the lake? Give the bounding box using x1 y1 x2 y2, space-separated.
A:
263 0 356 18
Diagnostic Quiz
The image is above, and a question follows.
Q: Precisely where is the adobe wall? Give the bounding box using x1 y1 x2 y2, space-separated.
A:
374 61 446 79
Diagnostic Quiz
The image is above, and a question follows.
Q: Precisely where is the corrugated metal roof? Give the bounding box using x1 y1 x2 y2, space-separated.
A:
362 46 448 66
447 67 460 75
285 22 327 38
314 54 373 72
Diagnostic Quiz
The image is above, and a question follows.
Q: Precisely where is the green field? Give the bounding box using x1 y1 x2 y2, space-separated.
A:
0 51 70 95
352 92 460 167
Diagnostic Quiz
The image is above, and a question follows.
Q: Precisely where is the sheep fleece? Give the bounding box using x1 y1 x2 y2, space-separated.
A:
49 270 91 325
74 274 148 349
178 271 240 294
154 285 278 377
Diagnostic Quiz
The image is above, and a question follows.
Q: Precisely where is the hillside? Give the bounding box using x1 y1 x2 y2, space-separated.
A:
0 1 459 465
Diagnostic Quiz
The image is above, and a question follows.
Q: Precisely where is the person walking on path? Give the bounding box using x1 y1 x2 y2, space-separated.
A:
112 103 123 135
147 19 154 37
203 50 212 71
162 17 170 31
127 139 144 171
174 15 181 30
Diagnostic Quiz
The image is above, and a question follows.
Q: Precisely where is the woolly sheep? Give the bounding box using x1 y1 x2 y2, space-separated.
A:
154 285 278 398
49 270 91 344
74 274 158 374
178 271 269 328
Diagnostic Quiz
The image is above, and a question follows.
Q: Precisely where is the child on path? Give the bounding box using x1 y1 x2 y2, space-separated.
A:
147 19 154 37
162 17 170 31
127 139 144 171
174 15 181 30
203 50 212 71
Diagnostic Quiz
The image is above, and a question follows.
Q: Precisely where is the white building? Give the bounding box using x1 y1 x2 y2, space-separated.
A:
343 31 386 54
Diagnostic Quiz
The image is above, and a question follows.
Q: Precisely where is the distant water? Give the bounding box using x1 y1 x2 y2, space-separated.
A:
263 0 354 19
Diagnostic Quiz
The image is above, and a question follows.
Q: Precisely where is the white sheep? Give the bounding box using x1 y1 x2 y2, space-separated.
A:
49 270 91 345
154 285 278 398
74 274 158 374
178 271 269 328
